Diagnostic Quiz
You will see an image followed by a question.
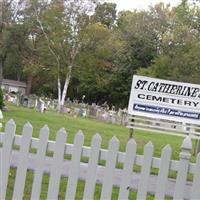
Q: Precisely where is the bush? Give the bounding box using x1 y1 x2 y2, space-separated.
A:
0 88 4 109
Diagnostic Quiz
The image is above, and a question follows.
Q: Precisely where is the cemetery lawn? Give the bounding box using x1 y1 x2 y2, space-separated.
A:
2 103 194 160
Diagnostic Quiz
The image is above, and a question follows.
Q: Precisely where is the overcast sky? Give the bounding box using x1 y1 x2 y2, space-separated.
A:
105 0 182 11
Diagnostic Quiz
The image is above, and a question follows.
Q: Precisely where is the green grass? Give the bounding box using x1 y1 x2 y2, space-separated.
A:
2 103 190 159
7 168 158 200
2 103 194 199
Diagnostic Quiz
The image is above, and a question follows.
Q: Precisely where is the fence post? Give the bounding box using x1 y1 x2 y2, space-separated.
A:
137 141 154 200
65 131 84 200
0 119 16 200
173 136 192 199
191 152 200 199
12 122 33 200
83 134 102 200
100 136 119 200
195 139 200 155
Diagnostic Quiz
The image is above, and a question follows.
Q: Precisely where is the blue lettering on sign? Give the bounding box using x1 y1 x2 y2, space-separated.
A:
133 104 200 120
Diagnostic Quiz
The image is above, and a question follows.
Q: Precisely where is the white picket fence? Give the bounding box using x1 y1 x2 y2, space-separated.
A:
0 119 200 200
128 116 200 139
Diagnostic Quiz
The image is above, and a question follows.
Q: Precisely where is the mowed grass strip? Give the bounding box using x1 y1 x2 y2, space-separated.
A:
7 168 160 200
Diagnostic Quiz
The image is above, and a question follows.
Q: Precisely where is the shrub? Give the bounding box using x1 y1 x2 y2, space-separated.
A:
0 88 4 109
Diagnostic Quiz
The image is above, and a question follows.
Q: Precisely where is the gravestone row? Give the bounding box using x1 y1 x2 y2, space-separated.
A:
4 93 129 126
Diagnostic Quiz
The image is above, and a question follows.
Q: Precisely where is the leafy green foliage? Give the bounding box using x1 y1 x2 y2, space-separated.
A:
71 22 123 104
138 2 200 84
0 88 4 109
91 2 117 28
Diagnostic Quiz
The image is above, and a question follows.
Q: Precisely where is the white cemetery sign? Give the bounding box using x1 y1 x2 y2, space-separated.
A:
128 75 200 124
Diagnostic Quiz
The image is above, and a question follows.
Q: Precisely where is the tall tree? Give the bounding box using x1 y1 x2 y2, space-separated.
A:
71 22 122 104
0 0 13 84
91 2 117 28
5 0 49 95
3 23 25 81
34 0 98 111
138 1 200 84
109 9 159 107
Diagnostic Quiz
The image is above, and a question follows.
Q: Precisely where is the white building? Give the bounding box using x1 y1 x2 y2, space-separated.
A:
1 79 27 94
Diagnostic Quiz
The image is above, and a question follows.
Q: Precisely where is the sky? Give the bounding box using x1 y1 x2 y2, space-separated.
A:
106 0 183 11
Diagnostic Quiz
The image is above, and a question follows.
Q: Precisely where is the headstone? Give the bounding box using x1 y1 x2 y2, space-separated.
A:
102 111 109 121
46 100 51 108
74 107 80 116
89 103 97 118
82 109 87 117
15 95 20 106
40 99 45 112
34 98 38 109
0 110 3 129
23 97 28 107
49 100 55 110
37 98 45 112
9 95 14 103
110 110 116 124
19 94 24 106
79 108 84 117
12 96 18 105
28 98 34 108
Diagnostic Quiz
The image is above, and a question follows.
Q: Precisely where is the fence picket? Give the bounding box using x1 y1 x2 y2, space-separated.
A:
118 138 136 199
65 131 84 200
173 136 192 199
31 125 49 200
12 122 33 199
0 119 16 200
47 128 67 200
83 134 102 200
155 144 172 200
137 141 154 200
190 152 200 199
100 136 119 200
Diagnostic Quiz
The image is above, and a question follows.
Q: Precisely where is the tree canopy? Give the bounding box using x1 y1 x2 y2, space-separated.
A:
1 0 200 108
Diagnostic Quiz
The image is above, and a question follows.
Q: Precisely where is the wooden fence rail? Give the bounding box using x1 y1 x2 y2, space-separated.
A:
0 119 200 199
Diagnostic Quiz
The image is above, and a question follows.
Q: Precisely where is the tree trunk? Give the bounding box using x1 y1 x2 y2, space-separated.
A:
0 51 7 86
0 60 3 86
26 75 33 96
57 77 61 111
59 75 70 113
61 77 70 105
58 65 72 113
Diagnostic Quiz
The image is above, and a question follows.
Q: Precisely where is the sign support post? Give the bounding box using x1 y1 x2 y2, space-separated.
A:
129 117 134 139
